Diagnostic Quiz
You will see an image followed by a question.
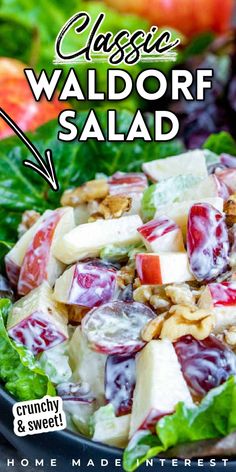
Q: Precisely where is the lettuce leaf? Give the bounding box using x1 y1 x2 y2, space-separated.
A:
123 377 236 472
0 110 184 242
0 298 55 400
203 132 236 156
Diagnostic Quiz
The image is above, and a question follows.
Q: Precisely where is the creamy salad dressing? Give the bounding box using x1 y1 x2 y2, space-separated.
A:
4 156 236 456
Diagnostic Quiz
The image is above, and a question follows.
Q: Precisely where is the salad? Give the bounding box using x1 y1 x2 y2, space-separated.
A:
2 147 236 470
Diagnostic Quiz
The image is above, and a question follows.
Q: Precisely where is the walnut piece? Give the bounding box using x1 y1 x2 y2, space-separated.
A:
133 277 141 290
225 326 236 347
141 313 167 342
133 285 153 304
61 179 109 206
18 210 40 237
165 284 195 307
68 305 89 324
117 266 135 289
89 195 132 221
160 304 215 342
224 194 236 226
133 285 171 313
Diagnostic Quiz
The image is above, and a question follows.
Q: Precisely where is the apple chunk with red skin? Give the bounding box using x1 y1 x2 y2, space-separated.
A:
7 282 68 355
136 253 194 285
108 172 148 195
54 260 117 308
5 210 52 287
0 58 68 139
198 282 236 334
216 169 236 194
17 207 75 296
108 172 148 216
138 216 185 253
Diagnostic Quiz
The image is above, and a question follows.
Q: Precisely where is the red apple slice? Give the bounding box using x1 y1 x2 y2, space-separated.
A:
0 58 68 139
199 282 236 333
108 172 148 195
54 259 117 308
138 216 185 253
7 282 68 355
136 253 194 285
18 207 75 295
216 169 236 194
5 210 52 287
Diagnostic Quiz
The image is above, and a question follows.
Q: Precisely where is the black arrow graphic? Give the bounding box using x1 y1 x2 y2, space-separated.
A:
0 108 59 191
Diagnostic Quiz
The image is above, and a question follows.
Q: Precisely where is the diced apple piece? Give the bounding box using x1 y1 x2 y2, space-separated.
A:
216 169 236 194
129 340 193 437
155 197 224 239
136 253 194 285
181 175 221 201
53 215 142 265
142 150 208 182
7 282 68 355
93 408 131 448
74 204 90 225
108 172 148 195
69 327 107 403
138 216 185 253
54 260 117 308
18 207 75 295
199 282 236 334
5 210 52 286
126 192 143 216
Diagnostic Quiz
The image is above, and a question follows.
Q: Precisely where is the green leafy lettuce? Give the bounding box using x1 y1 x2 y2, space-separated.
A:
204 131 236 156
0 110 184 242
0 1 148 111
123 377 236 472
0 1 215 112
0 298 55 400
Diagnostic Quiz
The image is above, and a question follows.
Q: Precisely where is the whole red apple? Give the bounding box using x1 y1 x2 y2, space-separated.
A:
0 58 67 139
105 0 233 37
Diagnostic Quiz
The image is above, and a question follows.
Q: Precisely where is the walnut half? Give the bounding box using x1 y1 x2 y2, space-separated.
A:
117 265 135 289
61 179 109 206
89 195 132 221
225 326 236 348
224 194 236 227
18 210 40 237
141 313 167 342
165 283 195 307
133 285 171 313
160 304 215 342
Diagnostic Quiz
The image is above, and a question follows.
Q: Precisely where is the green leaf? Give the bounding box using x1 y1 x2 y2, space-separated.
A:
203 132 236 156
0 298 55 400
0 111 184 242
0 1 149 111
181 32 215 62
0 240 13 272
0 241 13 260
123 377 236 472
